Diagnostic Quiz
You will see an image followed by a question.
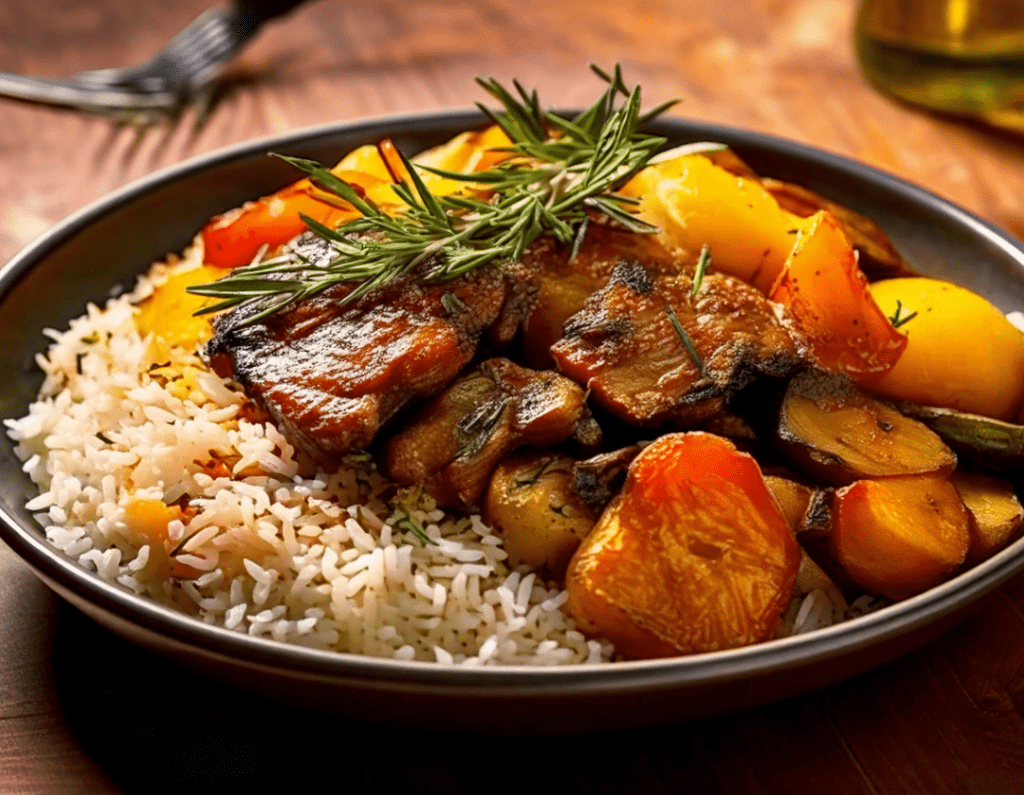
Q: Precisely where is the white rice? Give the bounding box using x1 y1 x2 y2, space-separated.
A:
5 245 855 664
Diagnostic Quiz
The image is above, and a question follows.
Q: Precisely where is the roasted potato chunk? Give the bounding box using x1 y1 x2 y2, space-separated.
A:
778 369 956 485
831 475 970 601
483 452 598 576
622 153 804 294
764 474 815 533
952 471 1024 564
565 432 800 658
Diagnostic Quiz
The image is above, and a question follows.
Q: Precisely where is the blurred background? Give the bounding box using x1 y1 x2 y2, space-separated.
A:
5 1 1024 793
4 0 1024 265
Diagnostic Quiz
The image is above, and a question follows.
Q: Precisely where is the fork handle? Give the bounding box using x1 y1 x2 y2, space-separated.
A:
233 0 311 26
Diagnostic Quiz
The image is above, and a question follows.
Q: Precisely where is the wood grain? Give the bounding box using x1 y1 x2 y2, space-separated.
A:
4 0 1024 792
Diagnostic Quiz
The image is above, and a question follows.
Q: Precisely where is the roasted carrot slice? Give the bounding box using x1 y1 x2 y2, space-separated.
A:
831 474 970 600
565 432 800 658
200 177 365 269
770 211 907 379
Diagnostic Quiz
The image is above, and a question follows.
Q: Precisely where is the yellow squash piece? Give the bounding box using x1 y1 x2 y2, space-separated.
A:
868 277 1024 420
622 153 806 294
135 264 224 356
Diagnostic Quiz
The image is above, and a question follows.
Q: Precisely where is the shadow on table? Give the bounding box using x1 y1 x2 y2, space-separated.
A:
49 602 859 795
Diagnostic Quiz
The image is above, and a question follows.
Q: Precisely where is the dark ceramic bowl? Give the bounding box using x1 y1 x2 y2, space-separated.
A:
2 111 1024 733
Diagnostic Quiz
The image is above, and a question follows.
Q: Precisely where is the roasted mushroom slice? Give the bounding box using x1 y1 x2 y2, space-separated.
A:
777 369 956 485
551 263 807 428
205 262 507 460
380 358 599 509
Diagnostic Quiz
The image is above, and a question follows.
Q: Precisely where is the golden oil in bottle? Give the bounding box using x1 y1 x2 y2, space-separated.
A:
855 0 1024 130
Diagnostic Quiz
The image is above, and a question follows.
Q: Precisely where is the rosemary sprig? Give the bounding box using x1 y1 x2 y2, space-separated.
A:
188 65 677 325
392 486 438 546
457 397 509 460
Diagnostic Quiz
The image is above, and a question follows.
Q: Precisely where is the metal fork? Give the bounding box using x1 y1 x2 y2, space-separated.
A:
0 0 310 119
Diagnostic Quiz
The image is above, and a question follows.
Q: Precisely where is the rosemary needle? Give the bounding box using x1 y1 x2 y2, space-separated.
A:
666 305 707 375
188 65 678 324
889 298 918 329
691 244 711 296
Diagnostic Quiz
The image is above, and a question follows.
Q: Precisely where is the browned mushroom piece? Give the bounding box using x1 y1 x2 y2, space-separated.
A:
776 368 957 486
379 357 600 509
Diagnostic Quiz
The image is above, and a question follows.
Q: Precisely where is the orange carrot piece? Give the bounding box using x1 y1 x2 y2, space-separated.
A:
200 177 362 269
770 211 906 379
565 432 800 659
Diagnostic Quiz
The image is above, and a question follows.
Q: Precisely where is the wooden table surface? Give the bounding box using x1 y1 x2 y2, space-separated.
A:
5 0 1024 792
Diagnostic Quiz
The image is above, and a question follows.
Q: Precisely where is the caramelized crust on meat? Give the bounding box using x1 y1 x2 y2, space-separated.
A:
380 358 600 508
206 264 507 459
518 224 683 368
550 263 808 428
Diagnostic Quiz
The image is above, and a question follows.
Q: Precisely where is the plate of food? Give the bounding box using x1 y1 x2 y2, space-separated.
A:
3 66 1024 732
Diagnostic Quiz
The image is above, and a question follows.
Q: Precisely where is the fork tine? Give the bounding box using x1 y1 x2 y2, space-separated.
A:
1 0 312 118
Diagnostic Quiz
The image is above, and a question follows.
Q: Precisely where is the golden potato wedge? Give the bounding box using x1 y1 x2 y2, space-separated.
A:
831 475 970 601
483 451 597 577
952 471 1024 564
868 277 1024 421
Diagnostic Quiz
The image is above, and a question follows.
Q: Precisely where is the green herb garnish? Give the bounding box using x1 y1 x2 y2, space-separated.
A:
188 65 677 325
691 244 711 296
394 508 436 546
457 398 508 460
441 292 467 315
889 299 918 329
666 305 706 375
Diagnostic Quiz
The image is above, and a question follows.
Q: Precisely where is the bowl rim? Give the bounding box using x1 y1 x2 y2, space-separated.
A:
3 107 1024 696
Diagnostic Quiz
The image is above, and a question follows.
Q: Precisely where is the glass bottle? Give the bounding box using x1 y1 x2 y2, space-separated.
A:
855 0 1024 130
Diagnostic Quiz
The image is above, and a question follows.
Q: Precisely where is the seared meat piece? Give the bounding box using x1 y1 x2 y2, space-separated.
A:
518 224 683 368
550 263 808 428
206 259 507 459
380 358 601 509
